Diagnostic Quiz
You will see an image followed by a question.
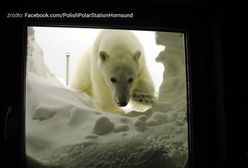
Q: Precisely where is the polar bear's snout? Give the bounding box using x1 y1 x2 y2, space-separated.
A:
116 96 128 107
114 85 130 107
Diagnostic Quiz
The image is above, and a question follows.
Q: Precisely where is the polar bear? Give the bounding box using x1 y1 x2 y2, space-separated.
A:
71 30 155 114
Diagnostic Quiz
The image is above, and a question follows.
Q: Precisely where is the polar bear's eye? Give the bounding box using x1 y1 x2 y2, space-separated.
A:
128 78 133 83
110 77 117 83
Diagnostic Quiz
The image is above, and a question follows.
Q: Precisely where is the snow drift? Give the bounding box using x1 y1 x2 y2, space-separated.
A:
26 27 188 168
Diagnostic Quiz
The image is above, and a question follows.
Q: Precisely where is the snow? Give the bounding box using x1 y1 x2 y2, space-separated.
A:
26 27 188 168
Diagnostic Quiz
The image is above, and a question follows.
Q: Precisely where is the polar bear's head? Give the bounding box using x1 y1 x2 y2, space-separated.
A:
99 50 141 107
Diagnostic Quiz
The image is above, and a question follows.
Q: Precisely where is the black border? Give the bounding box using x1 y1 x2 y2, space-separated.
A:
184 31 193 168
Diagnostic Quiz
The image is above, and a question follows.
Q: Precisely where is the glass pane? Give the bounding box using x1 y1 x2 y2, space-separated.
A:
26 26 189 168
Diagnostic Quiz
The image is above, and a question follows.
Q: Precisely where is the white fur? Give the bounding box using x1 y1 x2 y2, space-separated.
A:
71 30 155 113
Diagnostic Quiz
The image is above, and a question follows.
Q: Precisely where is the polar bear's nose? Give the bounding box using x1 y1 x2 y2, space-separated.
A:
118 101 127 107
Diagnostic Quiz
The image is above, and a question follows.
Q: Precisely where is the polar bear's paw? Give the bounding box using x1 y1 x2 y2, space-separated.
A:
132 90 154 105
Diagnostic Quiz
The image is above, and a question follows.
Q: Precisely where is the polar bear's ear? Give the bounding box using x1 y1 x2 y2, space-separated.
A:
133 50 141 63
99 51 109 62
